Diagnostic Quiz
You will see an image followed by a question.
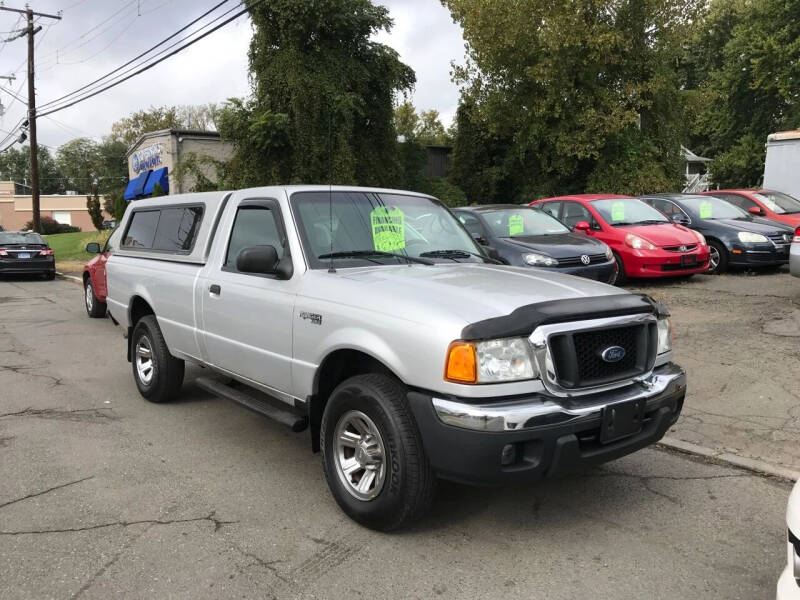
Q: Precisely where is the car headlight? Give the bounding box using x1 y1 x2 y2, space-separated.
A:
657 318 673 354
737 232 768 243
523 252 558 267
604 245 613 260
692 230 706 246
625 234 657 250
445 338 537 384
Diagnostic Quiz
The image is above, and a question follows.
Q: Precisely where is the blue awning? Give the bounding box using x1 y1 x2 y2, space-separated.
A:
124 171 150 200
142 167 168 196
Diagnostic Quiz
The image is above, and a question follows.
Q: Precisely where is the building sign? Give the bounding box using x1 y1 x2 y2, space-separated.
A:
131 143 164 173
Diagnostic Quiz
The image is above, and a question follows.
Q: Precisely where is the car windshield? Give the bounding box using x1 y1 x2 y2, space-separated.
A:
682 196 748 219
291 191 484 268
482 208 569 237
592 198 669 226
755 191 800 214
0 232 46 245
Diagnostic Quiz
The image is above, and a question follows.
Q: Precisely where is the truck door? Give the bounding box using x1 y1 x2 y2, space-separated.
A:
199 197 297 400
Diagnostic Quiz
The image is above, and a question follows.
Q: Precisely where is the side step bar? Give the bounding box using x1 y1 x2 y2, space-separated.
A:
195 376 308 432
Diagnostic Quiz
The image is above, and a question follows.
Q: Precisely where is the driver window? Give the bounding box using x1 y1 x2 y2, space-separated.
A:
561 202 592 229
225 206 285 269
456 213 485 238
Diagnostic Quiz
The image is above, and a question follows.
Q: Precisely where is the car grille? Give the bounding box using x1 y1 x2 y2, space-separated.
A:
767 232 791 246
663 244 697 252
547 322 657 389
557 253 607 267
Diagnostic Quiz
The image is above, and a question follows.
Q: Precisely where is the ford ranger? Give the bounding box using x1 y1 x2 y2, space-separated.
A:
106 186 685 530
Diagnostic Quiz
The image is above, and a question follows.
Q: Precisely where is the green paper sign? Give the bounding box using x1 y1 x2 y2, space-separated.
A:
699 201 713 219
611 201 626 222
371 206 405 252
508 214 524 236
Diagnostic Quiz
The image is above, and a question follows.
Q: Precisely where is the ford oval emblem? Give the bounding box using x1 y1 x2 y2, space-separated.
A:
580 254 590 265
601 346 626 363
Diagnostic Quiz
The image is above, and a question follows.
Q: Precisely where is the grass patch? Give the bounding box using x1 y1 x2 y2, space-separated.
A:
44 230 111 273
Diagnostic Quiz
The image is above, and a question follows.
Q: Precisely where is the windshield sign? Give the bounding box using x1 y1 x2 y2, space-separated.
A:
592 198 669 226
0 232 46 245
682 196 747 220
755 191 800 215
483 208 569 237
291 191 484 268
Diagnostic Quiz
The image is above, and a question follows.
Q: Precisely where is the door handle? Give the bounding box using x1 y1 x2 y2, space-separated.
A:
209 284 221 295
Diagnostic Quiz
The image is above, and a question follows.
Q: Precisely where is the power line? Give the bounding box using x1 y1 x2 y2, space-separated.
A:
39 0 233 111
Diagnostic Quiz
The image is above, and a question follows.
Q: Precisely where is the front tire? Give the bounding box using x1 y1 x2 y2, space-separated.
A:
320 374 435 531
707 240 728 274
611 251 627 285
84 279 106 318
131 315 184 403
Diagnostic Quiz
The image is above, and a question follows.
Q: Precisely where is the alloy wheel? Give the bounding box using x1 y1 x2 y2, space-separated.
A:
85 283 93 312
333 410 387 501
135 335 155 385
709 246 720 271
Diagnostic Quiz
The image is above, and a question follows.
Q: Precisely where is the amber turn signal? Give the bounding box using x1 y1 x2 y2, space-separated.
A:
444 341 477 384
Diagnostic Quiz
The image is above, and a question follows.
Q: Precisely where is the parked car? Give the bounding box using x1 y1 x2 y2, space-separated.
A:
451 204 617 283
701 189 800 228
83 228 121 318
639 194 794 274
0 230 55 279
529 194 710 284
791 224 800 279
777 479 800 599
106 186 685 530
102 219 116 230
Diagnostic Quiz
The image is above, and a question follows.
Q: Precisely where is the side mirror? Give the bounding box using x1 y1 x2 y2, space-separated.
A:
574 221 591 232
748 206 764 216
86 242 101 254
471 231 487 245
236 245 281 276
671 214 689 225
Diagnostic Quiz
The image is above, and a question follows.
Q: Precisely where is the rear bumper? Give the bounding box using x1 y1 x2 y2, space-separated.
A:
622 248 710 278
0 257 54 273
407 363 685 485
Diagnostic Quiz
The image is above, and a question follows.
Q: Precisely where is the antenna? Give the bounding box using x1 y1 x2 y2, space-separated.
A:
327 105 335 274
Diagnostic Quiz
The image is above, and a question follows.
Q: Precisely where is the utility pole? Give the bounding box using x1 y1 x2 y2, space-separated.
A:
0 5 61 233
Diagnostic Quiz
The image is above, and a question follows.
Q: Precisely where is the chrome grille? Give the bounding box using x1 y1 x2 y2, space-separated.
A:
663 244 697 252
557 253 607 267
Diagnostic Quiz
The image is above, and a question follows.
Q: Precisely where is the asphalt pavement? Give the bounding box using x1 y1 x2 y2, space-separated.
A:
0 276 792 599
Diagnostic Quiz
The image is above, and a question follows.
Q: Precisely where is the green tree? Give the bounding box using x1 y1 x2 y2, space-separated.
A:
110 106 182 146
393 102 451 145
218 0 414 188
443 0 696 200
56 138 99 193
0 145 63 194
86 190 104 231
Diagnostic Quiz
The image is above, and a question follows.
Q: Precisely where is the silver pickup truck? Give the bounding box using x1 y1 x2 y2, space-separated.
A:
106 186 685 530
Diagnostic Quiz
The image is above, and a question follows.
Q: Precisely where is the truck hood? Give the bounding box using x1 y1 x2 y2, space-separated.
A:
327 263 624 326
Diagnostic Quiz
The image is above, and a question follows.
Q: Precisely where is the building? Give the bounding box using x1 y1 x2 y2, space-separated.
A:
125 129 233 200
0 181 108 231
681 145 713 193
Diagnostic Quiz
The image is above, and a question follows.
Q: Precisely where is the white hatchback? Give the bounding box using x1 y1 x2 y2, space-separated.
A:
778 480 800 598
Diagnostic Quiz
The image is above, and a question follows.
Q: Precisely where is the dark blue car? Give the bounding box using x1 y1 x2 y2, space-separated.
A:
452 205 617 282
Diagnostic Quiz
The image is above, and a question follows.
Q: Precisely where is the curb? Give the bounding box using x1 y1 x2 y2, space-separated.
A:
56 271 82 286
658 436 800 482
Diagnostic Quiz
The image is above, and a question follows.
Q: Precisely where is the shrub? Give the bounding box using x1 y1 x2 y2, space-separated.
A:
23 216 81 234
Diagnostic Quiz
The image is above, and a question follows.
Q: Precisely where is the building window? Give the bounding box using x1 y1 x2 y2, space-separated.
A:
52 211 72 226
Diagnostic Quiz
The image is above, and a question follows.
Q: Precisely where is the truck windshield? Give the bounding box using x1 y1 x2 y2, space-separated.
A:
755 191 800 214
482 208 569 237
291 191 485 268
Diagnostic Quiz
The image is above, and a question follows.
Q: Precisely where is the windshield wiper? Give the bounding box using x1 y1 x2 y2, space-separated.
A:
318 250 434 265
632 219 668 225
420 249 504 264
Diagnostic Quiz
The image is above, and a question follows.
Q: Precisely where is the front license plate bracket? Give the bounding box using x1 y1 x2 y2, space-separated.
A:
600 398 646 444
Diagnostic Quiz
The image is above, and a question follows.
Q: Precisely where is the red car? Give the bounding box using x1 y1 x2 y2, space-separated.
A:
701 189 800 228
530 194 710 284
82 229 120 318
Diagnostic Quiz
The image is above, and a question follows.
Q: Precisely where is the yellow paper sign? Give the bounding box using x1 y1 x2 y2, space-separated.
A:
371 206 405 252
611 202 625 221
699 201 713 219
508 214 524 236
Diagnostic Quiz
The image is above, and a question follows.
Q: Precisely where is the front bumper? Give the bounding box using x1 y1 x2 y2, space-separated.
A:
791 244 800 278
407 363 685 485
550 259 617 283
622 247 710 278
777 565 800 600
0 256 55 274
728 242 790 266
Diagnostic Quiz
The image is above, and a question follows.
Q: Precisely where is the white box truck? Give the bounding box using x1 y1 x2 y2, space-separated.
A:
764 131 800 198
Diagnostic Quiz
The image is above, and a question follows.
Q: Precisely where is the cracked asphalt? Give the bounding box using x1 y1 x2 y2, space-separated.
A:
0 276 794 599
631 267 800 473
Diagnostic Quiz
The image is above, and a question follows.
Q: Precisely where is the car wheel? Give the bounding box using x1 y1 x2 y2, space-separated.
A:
131 315 184 403
84 279 106 318
44 271 55 280
320 374 435 531
707 240 728 274
610 251 627 285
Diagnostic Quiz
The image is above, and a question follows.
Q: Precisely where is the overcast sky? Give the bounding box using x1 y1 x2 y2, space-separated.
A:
0 0 465 149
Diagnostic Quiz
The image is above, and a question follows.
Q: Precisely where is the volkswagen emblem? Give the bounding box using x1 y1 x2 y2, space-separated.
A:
580 254 590 265
600 346 626 363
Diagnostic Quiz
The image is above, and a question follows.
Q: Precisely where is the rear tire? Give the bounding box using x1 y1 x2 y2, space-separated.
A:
707 240 728 274
611 251 627 285
84 279 106 318
44 271 55 280
131 315 184 403
320 374 435 531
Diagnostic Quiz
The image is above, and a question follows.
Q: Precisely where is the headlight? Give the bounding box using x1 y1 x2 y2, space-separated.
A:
604 245 613 260
692 230 706 246
737 232 768 243
657 318 673 354
625 234 656 250
523 252 558 267
444 338 537 384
